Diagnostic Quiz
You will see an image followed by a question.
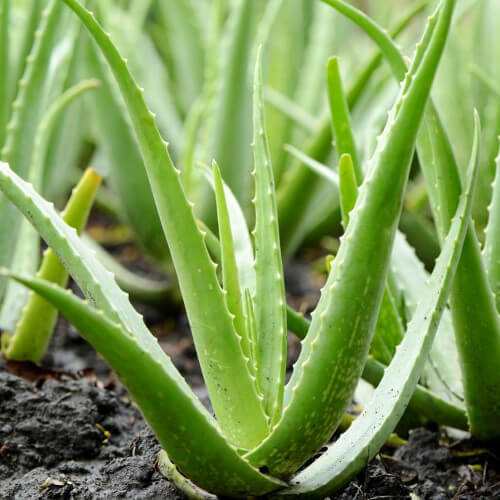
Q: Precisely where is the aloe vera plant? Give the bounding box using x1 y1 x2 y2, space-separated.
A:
0 1 101 362
286 0 500 442
0 0 472 496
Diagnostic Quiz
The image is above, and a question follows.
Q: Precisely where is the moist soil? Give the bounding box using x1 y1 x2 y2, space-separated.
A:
0 237 499 499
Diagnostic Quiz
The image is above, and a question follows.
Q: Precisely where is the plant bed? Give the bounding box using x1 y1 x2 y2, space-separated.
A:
1 320 499 499
0 251 498 499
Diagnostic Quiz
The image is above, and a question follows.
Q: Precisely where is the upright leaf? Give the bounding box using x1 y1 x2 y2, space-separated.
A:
484 141 500 312
59 0 268 449
252 48 287 424
247 0 454 477
0 269 282 497
283 110 479 498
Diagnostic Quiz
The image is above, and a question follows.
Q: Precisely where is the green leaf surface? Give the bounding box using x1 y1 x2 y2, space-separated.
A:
324 0 500 440
0 0 64 300
213 161 252 371
484 141 500 312
282 103 478 498
58 0 269 449
247 0 454 477
277 2 426 255
252 48 287 425
2 270 283 497
84 38 169 263
327 57 361 182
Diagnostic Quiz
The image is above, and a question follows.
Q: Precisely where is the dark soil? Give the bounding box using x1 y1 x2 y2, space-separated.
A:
0 244 499 498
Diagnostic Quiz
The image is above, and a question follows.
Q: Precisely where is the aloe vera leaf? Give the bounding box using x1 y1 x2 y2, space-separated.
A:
381 0 500 438
247 1 454 477
200 0 257 224
2 272 283 497
4 168 101 362
193 225 463 428
277 2 426 255
420 109 500 438
252 48 287 424
181 97 205 198
199 164 255 295
338 155 358 230
471 0 500 232
320 0 463 403
244 288 259 378
82 235 179 308
327 58 361 182
212 162 251 366
0 1 65 300
329 69 406 369
324 0 500 438
282 110 478 498
157 450 216 500
261 0 309 179
0 0 8 150
11 0 42 104
484 142 500 312
83 38 168 263
315 68 406 368
290 143 463 401
96 4 183 156
156 0 205 117
286 307 467 432
0 79 100 333
59 0 269 448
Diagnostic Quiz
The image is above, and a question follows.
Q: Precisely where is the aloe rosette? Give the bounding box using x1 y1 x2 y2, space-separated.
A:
0 0 478 497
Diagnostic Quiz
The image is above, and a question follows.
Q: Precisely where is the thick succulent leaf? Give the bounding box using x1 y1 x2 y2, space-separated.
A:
328 64 406 368
200 0 257 224
484 142 500 312
326 0 500 440
246 1 454 477
0 79 100 333
365 0 500 438
58 0 269 448
84 38 169 263
156 0 205 117
252 48 287 424
294 138 463 401
3 273 283 497
0 0 8 150
286 305 467 432
212 162 252 370
282 110 478 498
277 2 426 255
0 0 65 300
420 108 500 440
4 168 100 363
338 154 358 228
82 235 178 308
327 58 361 182
199 164 255 295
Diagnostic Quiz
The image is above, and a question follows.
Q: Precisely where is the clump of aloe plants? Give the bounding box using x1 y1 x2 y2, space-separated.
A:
0 0 481 497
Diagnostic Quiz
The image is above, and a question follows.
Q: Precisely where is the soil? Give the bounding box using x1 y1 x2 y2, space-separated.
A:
0 241 499 499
